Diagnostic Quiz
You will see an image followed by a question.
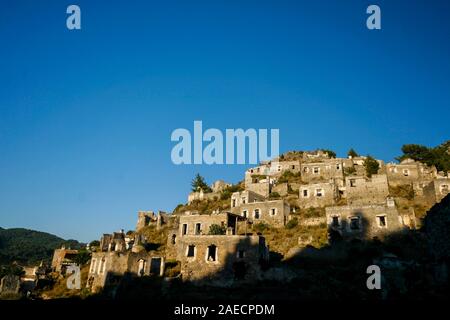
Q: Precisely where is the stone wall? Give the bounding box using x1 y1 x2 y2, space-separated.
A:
300 159 344 183
325 199 403 240
87 250 164 292
298 182 338 208
51 247 79 272
269 160 301 176
177 235 267 286
230 199 289 227
188 190 220 204
231 190 265 208
423 178 450 205
345 174 389 205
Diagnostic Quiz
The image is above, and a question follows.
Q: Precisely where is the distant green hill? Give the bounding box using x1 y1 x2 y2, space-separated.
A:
0 228 83 266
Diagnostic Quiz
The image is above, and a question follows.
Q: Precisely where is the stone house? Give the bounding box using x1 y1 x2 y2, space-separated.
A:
211 180 231 193
345 174 390 205
302 150 332 161
136 210 173 231
423 178 450 205
300 159 345 184
298 182 339 208
269 160 301 176
231 190 265 208
51 246 79 273
244 165 274 197
230 199 290 227
176 235 268 286
326 198 403 240
178 212 247 237
386 159 437 187
87 233 164 292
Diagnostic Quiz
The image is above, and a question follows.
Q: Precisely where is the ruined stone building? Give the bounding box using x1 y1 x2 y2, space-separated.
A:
298 182 339 208
87 230 164 292
423 178 450 205
344 174 390 205
166 212 269 286
136 210 173 231
51 246 79 273
230 198 290 227
187 180 231 204
326 197 403 240
80 149 449 290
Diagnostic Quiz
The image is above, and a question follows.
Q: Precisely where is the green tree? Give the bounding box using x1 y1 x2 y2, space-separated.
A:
73 249 91 266
208 224 226 235
321 149 336 158
364 155 380 177
348 148 359 158
191 174 212 193
397 142 450 173
89 240 100 247
285 218 298 229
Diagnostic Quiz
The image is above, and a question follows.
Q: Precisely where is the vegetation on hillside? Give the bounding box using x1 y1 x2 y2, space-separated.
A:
364 155 380 177
191 173 212 192
397 141 450 173
0 228 83 266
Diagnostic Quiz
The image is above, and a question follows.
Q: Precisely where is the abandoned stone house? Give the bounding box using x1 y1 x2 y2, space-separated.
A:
187 180 231 204
344 174 390 205
423 178 450 205
162 210 270 285
298 182 339 208
386 159 437 186
87 231 164 292
230 197 290 227
177 212 247 237
326 197 403 240
51 246 79 273
136 210 172 231
269 160 301 176
175 234 268 286
302 150 332 161
231 190 265 208
300 160 345 184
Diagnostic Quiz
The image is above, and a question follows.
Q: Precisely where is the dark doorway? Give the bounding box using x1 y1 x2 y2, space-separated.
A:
150 257 161 275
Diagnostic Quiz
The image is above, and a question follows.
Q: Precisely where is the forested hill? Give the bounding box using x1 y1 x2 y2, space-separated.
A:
0 227 83 266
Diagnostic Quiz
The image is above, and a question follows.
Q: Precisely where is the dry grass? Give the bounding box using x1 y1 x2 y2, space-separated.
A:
39 265 91 299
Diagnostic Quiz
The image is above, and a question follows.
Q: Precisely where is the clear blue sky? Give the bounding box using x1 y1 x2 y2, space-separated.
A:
1 0 449 242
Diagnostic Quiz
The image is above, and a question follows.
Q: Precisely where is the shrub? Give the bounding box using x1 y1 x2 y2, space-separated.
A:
277 170 301 183
269 192 281 199
220 183 244 200
253 222 270 233
321 149 336 158
208 224 226 235
364 155 380 177
344 166 356 176
285 218 298 229
73 249 91 266
164 260 181 277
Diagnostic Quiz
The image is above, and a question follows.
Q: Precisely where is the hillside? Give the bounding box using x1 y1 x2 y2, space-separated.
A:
0 228 83 266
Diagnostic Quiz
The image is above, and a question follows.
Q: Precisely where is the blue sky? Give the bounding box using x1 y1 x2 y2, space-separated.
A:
1 0 449 242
